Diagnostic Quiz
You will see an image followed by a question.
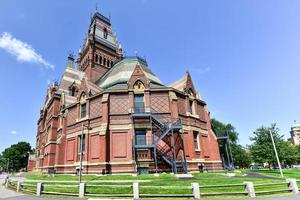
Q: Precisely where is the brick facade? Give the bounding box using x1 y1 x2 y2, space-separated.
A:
30 11 222 174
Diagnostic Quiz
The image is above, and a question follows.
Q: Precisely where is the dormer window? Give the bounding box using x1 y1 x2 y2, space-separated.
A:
103 28 108 39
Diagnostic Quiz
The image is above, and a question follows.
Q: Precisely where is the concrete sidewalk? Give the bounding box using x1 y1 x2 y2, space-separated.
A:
0 175 24 199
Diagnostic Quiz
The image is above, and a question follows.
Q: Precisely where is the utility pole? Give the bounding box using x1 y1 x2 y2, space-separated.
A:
269 130 284 178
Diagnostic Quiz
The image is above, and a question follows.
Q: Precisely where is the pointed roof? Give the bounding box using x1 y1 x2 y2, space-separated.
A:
169 71 202 99
96 57 163 89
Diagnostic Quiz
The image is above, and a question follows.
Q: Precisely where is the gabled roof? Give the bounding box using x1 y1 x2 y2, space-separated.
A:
96 57 163 89
169 71 202 100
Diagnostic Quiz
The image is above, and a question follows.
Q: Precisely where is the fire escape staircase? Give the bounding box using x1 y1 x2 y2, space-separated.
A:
132 108 187 173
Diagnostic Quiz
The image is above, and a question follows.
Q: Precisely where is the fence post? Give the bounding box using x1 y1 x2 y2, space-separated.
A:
36 182 42 196
192 182 200 200
79 183 85 197
5 177 9 188
133 182 139 200
244 182 255 198
17 181 22 192
287 179 299 194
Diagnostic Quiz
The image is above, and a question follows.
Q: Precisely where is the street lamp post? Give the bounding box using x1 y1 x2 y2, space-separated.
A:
79 123 91 183
269 130 284 178
6 159 9 173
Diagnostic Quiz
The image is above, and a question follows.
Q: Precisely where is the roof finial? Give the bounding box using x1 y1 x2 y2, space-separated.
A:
68 50 74 60
135 50 138 57
109 12 111 21
95 3 98 12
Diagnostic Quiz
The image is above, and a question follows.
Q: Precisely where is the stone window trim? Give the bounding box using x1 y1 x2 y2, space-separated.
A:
193 131 201 152
78 92 89 120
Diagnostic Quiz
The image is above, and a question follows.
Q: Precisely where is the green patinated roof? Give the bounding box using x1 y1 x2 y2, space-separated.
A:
96 57 163 89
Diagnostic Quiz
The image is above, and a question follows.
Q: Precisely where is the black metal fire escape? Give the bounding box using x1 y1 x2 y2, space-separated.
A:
132 108 187 173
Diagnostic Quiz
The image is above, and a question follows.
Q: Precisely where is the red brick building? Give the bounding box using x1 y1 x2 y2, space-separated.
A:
32 12 222 174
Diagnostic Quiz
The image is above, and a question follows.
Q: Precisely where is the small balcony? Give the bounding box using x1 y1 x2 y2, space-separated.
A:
131 105 151 118
134 134 154 149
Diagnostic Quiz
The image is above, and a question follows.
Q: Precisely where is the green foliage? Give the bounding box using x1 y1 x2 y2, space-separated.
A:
211 118 239 143
249 124 300 167
231 144 252 168
1 141 32 172
211 118 251 168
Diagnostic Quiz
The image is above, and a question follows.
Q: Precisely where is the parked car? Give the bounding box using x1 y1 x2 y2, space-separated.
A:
249 165 263 170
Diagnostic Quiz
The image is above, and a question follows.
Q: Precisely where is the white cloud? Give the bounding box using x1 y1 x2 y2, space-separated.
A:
10 130 17 135
0 32 54 69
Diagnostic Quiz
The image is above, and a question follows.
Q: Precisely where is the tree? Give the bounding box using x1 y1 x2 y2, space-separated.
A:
231 144 252 168
249 124 298 167
211 119 238 143
211 118 251 168
1 141 32 172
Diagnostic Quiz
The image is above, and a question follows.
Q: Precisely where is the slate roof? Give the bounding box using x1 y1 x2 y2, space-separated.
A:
96 57 163 89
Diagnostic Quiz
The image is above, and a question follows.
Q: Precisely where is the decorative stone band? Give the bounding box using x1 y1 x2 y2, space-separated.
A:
39 160 136 168
66 123 108 138
109 124 132 130
187 160 222 163
182 125 208 135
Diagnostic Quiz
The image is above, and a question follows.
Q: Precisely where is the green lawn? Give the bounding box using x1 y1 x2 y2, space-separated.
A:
242 168 300 179
21 171 296 198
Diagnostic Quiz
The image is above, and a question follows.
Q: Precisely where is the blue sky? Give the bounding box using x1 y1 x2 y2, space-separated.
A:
0 0 300 152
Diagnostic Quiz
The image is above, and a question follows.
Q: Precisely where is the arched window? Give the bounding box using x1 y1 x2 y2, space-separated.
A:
110 60 113 67
95 54 98 63
133 81 145 113
103 58 106 66
99 56 102 65
80 93 87 118
133 81 145 90
69 85 78 97
103 28 108 39
188 89 194 97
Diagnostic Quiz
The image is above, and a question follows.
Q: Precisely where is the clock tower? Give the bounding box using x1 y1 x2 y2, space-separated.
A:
78 12 123 83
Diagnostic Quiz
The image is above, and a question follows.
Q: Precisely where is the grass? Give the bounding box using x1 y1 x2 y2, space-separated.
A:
242 168 300 179
21 171 295 198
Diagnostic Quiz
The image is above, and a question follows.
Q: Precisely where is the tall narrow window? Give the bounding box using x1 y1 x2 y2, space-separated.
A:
103 28 108 39
103 58 106 66
80 93 87 118
100 56 102 65
135 130 146 145
81 103 87 118
193 131 200 151
189 100 193 113
95 54 98 63
78 134 86 153
134 95 145 113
